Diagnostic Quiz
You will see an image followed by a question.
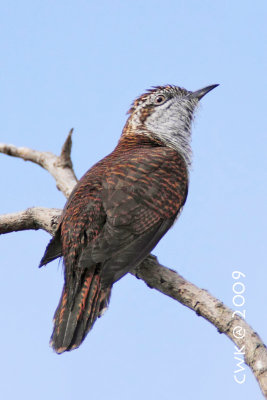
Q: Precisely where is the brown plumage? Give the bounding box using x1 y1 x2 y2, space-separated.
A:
40 84 218 353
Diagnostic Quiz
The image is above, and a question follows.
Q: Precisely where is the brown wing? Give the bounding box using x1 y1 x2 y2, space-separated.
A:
41 145 188 284
41 144 187 291
75 145 188 287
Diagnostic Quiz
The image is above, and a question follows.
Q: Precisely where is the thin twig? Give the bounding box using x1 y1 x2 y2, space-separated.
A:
57 128 74 169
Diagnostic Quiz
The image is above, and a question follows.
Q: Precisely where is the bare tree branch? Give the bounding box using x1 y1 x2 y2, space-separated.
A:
0 207 62 235
1 135 267 398
0 129 78 198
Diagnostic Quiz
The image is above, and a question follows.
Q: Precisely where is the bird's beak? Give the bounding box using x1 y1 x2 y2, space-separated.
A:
189 84 219 100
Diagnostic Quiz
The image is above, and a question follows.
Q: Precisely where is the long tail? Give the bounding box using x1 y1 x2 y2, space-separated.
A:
50 268 111 354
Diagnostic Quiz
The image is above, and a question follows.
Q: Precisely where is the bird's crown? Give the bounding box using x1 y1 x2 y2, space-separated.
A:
127 85 190 115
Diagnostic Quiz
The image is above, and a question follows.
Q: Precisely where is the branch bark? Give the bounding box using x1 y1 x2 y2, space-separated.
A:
0 207 62 235
1 134 267 398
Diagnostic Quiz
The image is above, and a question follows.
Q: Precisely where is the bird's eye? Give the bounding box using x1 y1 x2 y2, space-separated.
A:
154 95 167 105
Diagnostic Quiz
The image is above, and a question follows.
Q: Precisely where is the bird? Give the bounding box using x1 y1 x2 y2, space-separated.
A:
40 83 218 354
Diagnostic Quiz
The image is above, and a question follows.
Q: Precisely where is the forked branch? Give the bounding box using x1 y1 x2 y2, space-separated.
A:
0 129 77 197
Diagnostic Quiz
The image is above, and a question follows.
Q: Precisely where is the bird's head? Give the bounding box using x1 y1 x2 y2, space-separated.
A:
122 84 218 168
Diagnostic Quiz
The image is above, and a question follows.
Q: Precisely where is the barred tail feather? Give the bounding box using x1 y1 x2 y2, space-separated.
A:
50 269 111 354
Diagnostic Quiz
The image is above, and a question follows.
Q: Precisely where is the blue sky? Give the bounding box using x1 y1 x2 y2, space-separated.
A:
0 1 266 399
